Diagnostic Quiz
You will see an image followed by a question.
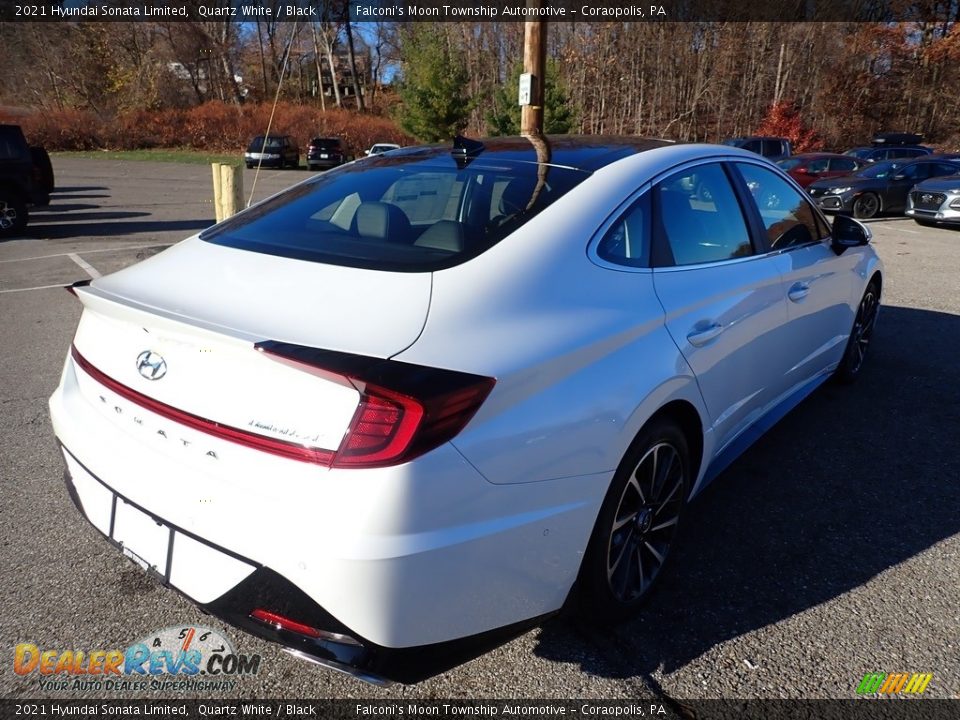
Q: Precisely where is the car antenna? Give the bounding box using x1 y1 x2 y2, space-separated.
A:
451 135 485 168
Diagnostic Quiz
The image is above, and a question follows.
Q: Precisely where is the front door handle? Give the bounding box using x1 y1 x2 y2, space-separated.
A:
788 282 810 302
687 323 725 347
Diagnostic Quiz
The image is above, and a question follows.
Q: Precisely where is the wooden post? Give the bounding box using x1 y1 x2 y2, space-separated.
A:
219 163 242 219
520 4 547 137
211 162 223 223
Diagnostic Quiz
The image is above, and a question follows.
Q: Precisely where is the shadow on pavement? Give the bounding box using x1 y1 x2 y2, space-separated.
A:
534 304 960 682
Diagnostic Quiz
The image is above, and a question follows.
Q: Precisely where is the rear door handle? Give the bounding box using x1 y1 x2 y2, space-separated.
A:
788 282 810 302
687 323 725 347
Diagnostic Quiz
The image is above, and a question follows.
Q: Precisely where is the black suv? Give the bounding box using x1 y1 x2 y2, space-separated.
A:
307 137 346 171
244 135 300 169
844 132 932 163
721 136 793 161
0 124 49 238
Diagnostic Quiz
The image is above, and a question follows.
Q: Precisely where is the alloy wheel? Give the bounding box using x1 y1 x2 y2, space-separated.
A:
0 201 16 231
606 442 685 602
848 286 879 375
853 193 879 219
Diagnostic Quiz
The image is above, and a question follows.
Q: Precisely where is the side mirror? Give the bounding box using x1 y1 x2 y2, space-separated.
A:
831 214 872 255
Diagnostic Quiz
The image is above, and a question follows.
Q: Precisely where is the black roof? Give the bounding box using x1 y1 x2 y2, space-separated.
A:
384 135 673 173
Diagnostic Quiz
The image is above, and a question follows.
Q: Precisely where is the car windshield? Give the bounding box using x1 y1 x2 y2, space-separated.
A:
201 155 589 272
371 145 397 154
249 137 282 151
845 148 872 159
777 158 803 170
853 160 902 179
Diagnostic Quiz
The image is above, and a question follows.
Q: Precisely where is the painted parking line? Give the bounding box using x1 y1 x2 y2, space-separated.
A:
67 253 101 279
0 243 174 265
0 283 74 294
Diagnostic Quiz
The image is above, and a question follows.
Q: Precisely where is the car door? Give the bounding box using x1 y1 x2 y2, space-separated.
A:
733 161 857 390
883 161 935 211
650 161 789 454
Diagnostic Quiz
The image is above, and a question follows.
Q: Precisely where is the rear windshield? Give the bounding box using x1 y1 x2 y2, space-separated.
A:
845 148 872 159
201 156 589 271
311 138 341 149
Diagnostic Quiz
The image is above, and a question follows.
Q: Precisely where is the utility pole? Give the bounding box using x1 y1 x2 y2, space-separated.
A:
520 2 547 136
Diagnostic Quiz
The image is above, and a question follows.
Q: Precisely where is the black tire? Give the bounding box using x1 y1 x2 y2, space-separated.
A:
246 163 253 169
30 146 55 196
834 280 880 384
0 193 29 238
852 192 880 219
577 418 690 624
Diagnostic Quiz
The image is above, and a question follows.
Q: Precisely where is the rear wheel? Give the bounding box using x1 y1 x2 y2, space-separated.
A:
578 418 690 624
0 193 28 238
853 192 880 219
835 280 880 383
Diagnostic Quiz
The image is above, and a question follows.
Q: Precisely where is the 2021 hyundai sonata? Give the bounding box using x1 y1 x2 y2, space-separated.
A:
50 136 882 684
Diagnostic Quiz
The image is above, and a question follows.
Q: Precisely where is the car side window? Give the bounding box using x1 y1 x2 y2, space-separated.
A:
735 163 829 250
742 139 763 154
829 157 857 173
597 193 650 268
897 164 924 180
763 139 785 157
935 163 960 177
654 163 753 266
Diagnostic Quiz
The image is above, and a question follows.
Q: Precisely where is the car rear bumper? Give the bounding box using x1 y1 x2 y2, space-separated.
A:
49 351 606 676
58 448 550 684
307 157 342 169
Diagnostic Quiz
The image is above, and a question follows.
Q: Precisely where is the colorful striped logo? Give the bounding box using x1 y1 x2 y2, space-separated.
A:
856 672 932 695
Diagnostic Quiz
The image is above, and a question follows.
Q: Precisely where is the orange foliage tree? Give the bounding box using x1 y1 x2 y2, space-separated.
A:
755 100 824 153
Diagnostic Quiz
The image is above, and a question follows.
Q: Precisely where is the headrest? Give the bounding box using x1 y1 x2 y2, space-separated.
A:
414 221 465 252
354 202 411 242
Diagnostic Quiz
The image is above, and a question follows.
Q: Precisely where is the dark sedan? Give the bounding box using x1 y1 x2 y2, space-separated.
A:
777 153 864 188
807 158 960 219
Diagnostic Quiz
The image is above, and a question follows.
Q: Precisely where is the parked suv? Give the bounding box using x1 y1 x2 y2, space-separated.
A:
722 136 792 161
244 135 299 169
845 132 932 163
307 137 346 171
0 124 48 238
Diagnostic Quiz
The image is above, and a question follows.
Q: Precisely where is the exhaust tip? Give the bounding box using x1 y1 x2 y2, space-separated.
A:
281 648 393 686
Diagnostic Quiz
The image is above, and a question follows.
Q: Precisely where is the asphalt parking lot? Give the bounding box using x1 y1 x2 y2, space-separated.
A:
1 157 959 701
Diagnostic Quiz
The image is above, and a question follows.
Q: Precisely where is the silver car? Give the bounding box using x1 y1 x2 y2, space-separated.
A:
906 176 960 227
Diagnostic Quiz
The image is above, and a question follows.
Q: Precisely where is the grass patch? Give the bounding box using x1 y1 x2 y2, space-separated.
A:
52 148 242 165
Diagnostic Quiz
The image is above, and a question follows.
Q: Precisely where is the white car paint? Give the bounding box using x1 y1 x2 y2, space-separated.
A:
49 139 882 683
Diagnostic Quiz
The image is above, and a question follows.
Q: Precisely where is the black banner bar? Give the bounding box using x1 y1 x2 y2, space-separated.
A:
1 700 960 720
1 0 959 23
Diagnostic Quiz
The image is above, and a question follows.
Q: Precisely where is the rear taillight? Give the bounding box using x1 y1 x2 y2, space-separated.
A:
308 145 317 152
250 609 360 645
257 340 495 469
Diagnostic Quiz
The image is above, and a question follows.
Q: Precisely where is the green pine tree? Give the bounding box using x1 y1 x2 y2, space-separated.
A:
487 60 576 136
394 27 474 143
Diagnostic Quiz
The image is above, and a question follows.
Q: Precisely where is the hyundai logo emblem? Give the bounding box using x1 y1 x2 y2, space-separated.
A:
921 194 933 203
136 350 167 381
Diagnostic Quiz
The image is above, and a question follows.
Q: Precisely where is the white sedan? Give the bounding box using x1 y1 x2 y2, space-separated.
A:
50 136 882 684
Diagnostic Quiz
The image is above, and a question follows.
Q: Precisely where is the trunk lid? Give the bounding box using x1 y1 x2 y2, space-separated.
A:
70 238 432 461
